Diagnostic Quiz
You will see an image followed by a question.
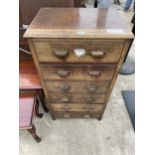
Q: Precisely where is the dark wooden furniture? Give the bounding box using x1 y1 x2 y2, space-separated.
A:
24 8 134 120
19 0 85 61
94 0 98 8
19 93 43 142
19 61 49 112
20 0 85 26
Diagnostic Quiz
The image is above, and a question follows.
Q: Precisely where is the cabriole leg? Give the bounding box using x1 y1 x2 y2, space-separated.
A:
27 124 41 142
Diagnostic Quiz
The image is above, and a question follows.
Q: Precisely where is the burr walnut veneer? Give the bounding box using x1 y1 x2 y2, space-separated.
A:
24 8 134 120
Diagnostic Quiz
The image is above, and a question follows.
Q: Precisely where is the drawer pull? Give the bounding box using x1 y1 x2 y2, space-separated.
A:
61 106 71 111
84 97 95 103
84 115 91 118
83 106 94 111
60 97 71 103
63 114 71 118
60 84 70 92
86 85 97 92
57 70 70 77
88 71 101 77
54 50 68 58
91 50 106 58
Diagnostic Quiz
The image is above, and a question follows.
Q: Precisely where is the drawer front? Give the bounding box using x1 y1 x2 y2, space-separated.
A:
34 39 124 63
48 93 106 104
50 103 104 112
45 80 110 94
53 111 100 118
40 64 116 81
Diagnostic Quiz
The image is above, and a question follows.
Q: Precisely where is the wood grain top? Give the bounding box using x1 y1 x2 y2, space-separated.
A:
24 8 134 39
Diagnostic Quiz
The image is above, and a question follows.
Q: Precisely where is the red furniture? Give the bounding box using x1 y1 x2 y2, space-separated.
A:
19 61 49 112
19 93 43 142
19 61 41 89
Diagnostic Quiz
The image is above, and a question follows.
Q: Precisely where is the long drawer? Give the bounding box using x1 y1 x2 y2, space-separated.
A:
48 93 106 103
34 39 124 63
45 80 111 94
50 103 104 112
40 63 116 81
52 111 101 118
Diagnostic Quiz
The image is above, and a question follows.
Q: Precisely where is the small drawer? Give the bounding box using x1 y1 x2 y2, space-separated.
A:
40 64 116 81
50 103 104 112
45 80 110 94
34 39 124 63
52 111 101 118
48 93 106 104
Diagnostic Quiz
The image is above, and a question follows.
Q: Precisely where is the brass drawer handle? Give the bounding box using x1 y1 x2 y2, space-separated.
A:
57 70 70 77
63 114 71 118
54 50 68 58
90 50 106 58
60 97 71 103
86 85 97 92
83 106 94 111
60 84 70 92
84 97 95 103
61 106 71 111
88 71 101 77
84 115 91 118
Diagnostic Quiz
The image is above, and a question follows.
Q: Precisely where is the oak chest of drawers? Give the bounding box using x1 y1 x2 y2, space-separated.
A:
24 8 134 120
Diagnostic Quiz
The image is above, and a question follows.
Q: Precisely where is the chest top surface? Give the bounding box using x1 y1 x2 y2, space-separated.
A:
24 8 134 39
